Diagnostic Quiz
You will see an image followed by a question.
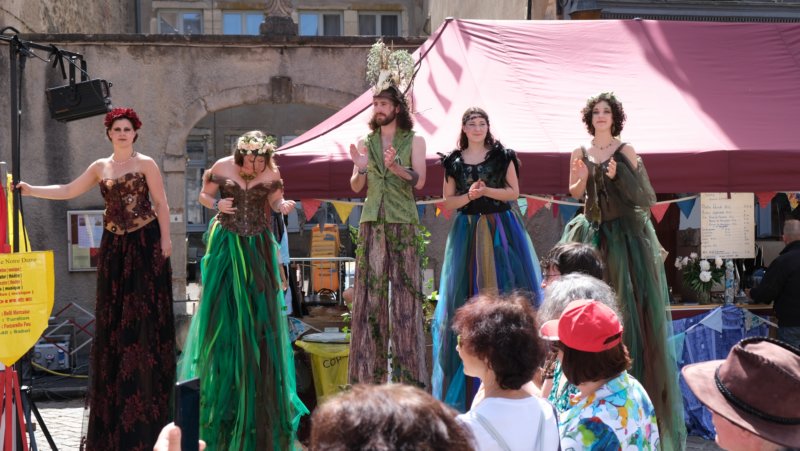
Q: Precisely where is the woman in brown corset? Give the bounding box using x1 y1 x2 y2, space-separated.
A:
177 130 307 450
16 107 175 450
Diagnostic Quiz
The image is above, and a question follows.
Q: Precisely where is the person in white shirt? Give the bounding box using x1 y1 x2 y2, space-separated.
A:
453 293 561 451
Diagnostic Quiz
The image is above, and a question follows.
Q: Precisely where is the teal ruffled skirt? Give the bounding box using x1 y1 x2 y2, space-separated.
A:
432 210 543 412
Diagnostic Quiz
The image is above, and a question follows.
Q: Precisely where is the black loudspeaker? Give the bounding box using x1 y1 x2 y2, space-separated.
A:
45 79 112 122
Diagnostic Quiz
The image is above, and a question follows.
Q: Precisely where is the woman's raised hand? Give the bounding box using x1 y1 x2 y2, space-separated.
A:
571 158 589 181
605 158 617 180
279 199 296 215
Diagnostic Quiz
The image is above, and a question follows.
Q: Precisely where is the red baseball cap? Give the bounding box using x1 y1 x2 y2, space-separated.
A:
539 299 623 352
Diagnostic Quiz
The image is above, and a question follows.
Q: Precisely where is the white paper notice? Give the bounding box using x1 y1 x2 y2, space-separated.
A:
700 193 755 259
77 214 103 248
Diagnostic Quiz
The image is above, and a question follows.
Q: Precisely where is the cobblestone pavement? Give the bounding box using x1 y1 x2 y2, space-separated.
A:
29 397 84 451
25 397 722 451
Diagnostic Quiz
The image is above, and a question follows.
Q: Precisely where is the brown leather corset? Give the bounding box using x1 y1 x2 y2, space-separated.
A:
99 172 157 234
210 173 284 236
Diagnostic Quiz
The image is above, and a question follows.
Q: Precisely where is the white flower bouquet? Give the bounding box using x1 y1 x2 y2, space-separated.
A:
675 253 725 303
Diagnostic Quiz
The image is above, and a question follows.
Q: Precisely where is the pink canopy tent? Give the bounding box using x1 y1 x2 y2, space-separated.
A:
279 18 800 198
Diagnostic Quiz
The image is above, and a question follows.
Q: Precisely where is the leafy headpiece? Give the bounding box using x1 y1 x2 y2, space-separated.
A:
366 39 415 98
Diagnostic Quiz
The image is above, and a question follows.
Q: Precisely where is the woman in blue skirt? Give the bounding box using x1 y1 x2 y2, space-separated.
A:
431 107 543 412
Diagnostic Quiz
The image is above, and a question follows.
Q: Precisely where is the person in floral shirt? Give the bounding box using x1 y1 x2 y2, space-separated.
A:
540 299 659 450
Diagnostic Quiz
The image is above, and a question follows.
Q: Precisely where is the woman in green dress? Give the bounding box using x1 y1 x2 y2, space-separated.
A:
178 131 307 450
561 93 686 451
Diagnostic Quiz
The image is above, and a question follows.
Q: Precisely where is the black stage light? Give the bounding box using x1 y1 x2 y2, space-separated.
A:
45 79 112 122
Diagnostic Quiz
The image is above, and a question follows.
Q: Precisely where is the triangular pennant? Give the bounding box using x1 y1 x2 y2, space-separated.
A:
417 204 426 219
559 204 579 222
699 307 724 333
439 203 452 219
677 198 696 218
789 193 800 211
517 198 528 216
551 197 560 218
435 202 444 217
650 202 670 223
301 199 322 221
332 201 355 224
754 191 776 207
527 198 546 218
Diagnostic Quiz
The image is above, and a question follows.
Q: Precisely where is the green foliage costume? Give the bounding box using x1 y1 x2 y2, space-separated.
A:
179 175 307 450
561 144 687 451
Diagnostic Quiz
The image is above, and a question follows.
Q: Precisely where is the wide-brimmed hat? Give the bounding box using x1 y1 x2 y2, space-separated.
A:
681 337 800 448
539 299 623 352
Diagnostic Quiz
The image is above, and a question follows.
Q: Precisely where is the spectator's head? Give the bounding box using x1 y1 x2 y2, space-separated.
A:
538 273 619 327
540 299 630 385
682 337 800 451
783 219 800 245
540 242 604 289
452 293 544 390
310 383 474 451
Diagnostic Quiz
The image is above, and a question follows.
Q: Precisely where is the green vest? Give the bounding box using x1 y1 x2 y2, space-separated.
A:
359 129 419 224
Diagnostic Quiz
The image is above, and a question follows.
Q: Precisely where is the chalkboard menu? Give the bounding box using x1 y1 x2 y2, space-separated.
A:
700 193 755 259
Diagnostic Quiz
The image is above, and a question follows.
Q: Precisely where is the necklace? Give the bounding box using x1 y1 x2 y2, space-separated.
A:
239 171 256 182
111 151 136 164
592 138 616 151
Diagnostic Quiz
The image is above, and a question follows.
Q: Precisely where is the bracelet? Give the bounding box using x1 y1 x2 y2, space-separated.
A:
212 199 219 210
357 168 368 175
467 192 473 201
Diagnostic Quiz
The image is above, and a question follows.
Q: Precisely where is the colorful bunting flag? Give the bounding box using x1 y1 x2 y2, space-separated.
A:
677 197 696 219
526 198 547 218
417 205 426 219
754 192 776 207
559 204 579 223
789 193 800 211
438 202 452 219
332 201 356 224
517 198 528 216
650 203 670 223
301 199 322 221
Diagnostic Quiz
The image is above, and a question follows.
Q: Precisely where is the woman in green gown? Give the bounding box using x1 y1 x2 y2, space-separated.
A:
179 131 307 450
561 93 686 450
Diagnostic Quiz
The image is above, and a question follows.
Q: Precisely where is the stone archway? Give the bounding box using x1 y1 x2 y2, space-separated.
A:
165 81 351 300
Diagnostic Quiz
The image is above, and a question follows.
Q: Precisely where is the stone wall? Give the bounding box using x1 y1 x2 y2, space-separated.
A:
1 0 135 33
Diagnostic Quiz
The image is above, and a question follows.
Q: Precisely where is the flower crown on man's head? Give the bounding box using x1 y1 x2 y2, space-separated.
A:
237 134 276 156
104 107 142 130
366 39 415 96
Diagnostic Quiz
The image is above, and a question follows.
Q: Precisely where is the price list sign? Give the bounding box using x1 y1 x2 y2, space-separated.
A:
700 193 755 260
0 251 55 366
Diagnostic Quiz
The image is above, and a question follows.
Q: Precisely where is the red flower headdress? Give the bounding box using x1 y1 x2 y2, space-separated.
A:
104 108 142 130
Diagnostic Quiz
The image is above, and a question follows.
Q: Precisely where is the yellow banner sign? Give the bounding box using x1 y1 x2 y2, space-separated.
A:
0 251 55 366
